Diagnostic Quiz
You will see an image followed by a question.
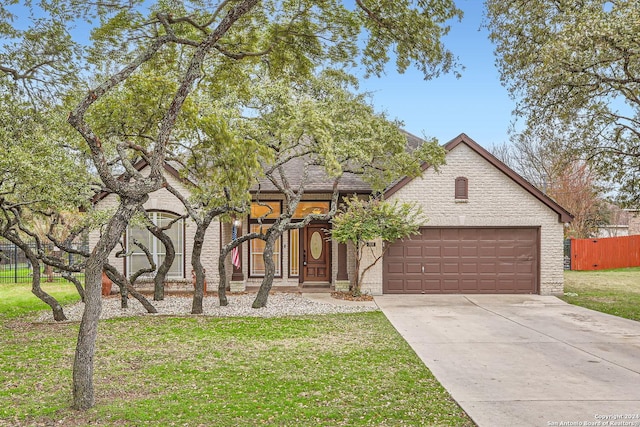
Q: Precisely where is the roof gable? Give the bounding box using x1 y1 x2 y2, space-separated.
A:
385 133 573 223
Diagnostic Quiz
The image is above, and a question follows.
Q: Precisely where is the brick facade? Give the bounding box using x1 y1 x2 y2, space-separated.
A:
359 140 567 296
91 135 568 297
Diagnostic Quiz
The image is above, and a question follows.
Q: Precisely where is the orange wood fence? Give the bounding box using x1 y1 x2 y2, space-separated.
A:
569 235 640 271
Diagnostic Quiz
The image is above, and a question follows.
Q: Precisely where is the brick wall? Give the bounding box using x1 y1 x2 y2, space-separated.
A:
363 142 565 296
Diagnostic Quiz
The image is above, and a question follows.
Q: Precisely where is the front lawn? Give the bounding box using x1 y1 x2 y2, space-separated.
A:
0 282 81 319
0 294 473 426
561 268 640 321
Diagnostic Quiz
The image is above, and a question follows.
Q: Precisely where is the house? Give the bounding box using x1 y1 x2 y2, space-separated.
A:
90 133 572 296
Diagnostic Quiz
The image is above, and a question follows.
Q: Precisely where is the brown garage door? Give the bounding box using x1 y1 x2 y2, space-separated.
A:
383 228 538 294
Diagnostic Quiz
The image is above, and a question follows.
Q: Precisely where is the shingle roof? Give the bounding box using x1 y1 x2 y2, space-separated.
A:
251 129 428 194
251 156 372 194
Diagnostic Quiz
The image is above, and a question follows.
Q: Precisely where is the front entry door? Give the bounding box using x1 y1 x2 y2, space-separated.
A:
303 224 330 282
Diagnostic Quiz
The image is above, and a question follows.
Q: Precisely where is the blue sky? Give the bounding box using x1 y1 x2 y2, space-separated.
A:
9 0 511 147
354 0 515 147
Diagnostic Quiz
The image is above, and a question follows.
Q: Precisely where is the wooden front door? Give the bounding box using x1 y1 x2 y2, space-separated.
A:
303 224 330 282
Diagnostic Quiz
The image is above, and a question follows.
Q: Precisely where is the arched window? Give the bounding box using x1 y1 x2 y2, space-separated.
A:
455 177 468 200
127 211 184 278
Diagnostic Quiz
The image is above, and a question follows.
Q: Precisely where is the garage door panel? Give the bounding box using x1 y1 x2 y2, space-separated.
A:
387 245 404 258
423 245 441 257
479 262 498 273
406 263 422 274
460 245 478 257
461 263 478 273
422 279 442 291
442 279 461 291
383 227 538 294
440 228 461 240
405 245 423 257
405 279 425 291
460 279 479 292
386 262 404 274
443 262 460 273
442 245 459 257
386 279 405 292
478 279 497 291
516 262 534 274
424 262 441 273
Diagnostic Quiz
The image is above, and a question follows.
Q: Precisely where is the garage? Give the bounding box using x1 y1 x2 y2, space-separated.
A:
383 227 539 294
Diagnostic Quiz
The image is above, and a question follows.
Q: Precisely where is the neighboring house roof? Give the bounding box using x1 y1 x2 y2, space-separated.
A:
384 133 574 223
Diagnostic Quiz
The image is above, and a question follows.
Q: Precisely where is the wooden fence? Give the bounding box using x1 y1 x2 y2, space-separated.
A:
569 235 640 271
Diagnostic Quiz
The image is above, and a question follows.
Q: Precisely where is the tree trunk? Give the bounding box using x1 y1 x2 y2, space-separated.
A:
191 224 208 314
104 265 157 314
148 225 175 301
111 271 129 309
30 250 66 321
218 249 229 306
5 234 67 321
352 244 363 297
63 272 85 303
252 232 278 309
72 198 143 410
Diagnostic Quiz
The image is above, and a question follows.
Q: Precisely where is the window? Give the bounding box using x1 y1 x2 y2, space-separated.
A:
293 201 330 219
455 177 468 200
289 228 299 277
249 223 281 277
250 201 281 219
127 211 184 278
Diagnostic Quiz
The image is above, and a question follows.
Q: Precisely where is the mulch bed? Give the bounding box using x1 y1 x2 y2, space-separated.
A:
331 291 374 302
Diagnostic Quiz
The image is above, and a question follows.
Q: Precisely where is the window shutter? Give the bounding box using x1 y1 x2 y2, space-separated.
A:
455 177 468 199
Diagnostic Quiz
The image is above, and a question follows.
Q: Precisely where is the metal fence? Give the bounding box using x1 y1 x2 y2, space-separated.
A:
0 239 88 284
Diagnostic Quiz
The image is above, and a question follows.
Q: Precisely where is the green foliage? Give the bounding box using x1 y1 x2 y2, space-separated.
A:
486 0 640 206
332 195 424 246
241 69 447 192
358 0 463 79
3 0 465 411
0 312 472 426
182 112 265 207
0 99 94 215
332 195 424 295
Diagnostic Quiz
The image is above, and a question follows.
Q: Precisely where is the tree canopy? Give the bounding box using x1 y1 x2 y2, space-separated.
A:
486 0 640 206
3 0 464 411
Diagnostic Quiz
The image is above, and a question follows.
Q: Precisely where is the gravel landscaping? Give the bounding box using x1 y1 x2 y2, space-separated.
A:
36 293 378 322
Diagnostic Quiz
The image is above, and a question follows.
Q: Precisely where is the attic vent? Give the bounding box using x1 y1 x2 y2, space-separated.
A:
455 177 468 199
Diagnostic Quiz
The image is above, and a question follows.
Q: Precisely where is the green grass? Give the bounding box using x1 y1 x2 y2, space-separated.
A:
0 282 81 319
560 268 640 321
0 301 472 426
0 266 84 283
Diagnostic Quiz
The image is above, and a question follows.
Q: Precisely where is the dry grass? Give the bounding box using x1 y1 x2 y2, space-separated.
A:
562 268 640 321
564 267 640 293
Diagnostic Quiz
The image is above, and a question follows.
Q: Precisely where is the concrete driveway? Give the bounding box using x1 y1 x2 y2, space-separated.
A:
374 295 640 427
